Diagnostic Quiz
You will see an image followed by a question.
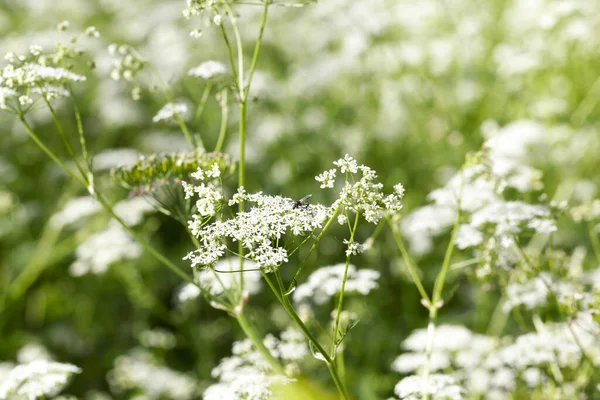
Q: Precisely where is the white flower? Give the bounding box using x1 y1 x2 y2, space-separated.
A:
188 61 227 80
70 224 143 276
333 154 359 174
315 169 336 188
0 360 81 400
206 163 221 178
394 374 465 400
205 330 306 400
293 263 380 304
49 196 101 228
185 192 330 271
321 156 404 224
337 214 348 225
85 26 100 38
344 239 365 256
152 102 188 123
228 186 249 206
107 349 198 399
177 283 201 303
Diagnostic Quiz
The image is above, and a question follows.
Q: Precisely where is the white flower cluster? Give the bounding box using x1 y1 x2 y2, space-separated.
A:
502 272 581 313
401 120 551 256
181 163 224 222
453 200 557 279
108 44 145 82
184 191 330 272
0 360 81 400
293 263 380 305
318 154 404 224
107 349 199 399
393 374 465 400
392 320 600 399
0 46 88 110
152 102 189 123
204 329 307 400
70 224 143 276
188 61 227 80
49 196 101 228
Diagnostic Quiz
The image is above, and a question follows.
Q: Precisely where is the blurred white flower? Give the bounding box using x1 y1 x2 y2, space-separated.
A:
393 374 465 400
108 349 198 399
0 360 81 400
49 196 101 228
188 61 227 80
293 263 380 305
70 224 142 276
152 102 188 123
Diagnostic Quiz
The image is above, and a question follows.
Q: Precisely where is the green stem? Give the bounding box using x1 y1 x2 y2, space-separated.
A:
421 175 462 400
95 193 197 286
214 89 229 152
195 81 212 123
331 212 359 359
235 311 284 374
268 271 349 399
287 205 340 292
223 3 244 99
218 21 239 90
588 221 600 264
19 116 87 187
387 218 431 306
43 97 88 180
68 86 91 171
244 1 269 100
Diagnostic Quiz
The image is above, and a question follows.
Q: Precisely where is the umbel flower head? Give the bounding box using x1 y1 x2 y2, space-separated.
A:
317 154 405 224
184 188 331 272
0 28 97 113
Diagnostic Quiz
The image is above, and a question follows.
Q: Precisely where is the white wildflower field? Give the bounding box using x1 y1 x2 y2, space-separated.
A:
1 0 600 399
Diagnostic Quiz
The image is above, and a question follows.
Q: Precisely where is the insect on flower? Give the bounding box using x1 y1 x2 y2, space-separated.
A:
293 194 312 209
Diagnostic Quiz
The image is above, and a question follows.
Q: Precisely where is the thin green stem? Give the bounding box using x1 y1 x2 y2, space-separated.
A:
43 97 87 180
270 271 349 399
217 22 239 89
235 311 284 374
68 87 91 171
223 3 244 98
144 61 200 149
95 193 197 286
288 206 340 292
195 81 213 123
421 173 462 400
331 212 359 359
19 116 87 187
244 1 269 100
387 218 431 307
215 90 229 152
588 221 600 264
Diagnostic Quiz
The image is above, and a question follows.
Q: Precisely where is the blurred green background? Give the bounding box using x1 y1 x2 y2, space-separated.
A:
1 0 600 398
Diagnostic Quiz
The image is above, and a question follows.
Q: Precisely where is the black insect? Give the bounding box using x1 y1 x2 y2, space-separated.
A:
293 194 312 209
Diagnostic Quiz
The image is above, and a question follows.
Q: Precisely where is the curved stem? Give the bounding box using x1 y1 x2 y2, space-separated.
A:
387 218 431 307
215 90 229 152
19 116 87 187
331 212 359 359
235 311 284 374
287 205 340 292
244 1 269 100
223 3 244 99
269 271 349 399
195 81 213 123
